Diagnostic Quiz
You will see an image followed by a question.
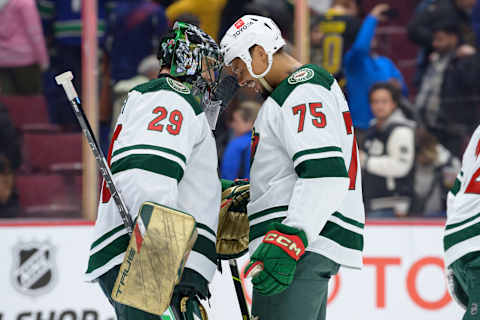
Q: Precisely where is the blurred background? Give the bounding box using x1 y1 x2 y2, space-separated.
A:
0 0 478 319
1 0 479 221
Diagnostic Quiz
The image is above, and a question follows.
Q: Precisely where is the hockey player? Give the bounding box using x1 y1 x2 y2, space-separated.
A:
221 15 365 320
445 125 480 319
84 22 224 320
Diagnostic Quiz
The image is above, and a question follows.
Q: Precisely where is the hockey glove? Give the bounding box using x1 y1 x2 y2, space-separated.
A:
170 268 209 320
245 223 307 296
217 179 250 259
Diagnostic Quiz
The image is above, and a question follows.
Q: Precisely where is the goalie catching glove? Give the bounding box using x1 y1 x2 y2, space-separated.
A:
216 179 250 260
245 223 308 296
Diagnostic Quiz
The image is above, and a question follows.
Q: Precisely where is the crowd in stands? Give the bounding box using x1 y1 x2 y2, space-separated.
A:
0 0 479 219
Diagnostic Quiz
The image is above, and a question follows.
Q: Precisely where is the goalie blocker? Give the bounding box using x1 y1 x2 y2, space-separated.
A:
112 202 198 316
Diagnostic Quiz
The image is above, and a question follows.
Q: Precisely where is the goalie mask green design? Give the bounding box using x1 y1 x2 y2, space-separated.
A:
158 22 223 98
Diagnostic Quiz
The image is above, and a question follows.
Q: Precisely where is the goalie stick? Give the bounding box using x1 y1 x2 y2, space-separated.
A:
55 71 134 234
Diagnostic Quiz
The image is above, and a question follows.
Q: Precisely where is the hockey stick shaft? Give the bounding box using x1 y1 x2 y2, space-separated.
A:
55 71 134 234
229 259 251 320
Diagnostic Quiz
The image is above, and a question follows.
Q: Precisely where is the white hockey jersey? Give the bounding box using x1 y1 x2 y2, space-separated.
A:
248 64 365 269
444 125 480 267
85 76 221 283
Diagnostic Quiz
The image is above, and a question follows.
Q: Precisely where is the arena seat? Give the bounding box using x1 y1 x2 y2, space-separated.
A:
15 174 82 217
0 95 54 130
22 132 82 173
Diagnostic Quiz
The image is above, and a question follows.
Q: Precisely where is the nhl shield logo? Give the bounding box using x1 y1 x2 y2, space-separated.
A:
12 241 57 296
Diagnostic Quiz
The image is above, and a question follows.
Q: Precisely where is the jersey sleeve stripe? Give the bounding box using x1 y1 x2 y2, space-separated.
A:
319 221 363 251
292 146 342 162
444 220 480 250
250 217 285 242
332 212 364 229
111 154 184 182
446 212 480 231
86 233 130 274
191 234 217 264
295 157 348 179
90 224 126 250
112 144 187 165
450 178 461 196
248 205 289 222
196 223 216 237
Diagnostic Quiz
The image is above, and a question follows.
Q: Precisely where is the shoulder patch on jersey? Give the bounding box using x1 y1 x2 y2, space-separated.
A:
166 77 191 94
130 77 203 116
287 68 315 85
271 64 335 107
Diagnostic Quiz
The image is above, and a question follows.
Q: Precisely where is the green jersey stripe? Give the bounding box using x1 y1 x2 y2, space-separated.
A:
320 221 363 251
446 212 480 231
86 234 130 273
90 224 126 250
450 178 461 196
292 147 342 162
112 144 187 164
250 217 286 241
192 235 217 264
444 221 480 250
197 223 216 237
111 154 184 182
249 206 289 222
295 157 348 179
332 212 364 229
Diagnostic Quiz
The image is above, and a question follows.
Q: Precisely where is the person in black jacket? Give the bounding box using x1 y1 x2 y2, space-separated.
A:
407 0 477 83
0 101 21 217
414 21 480 158
360 82 416 217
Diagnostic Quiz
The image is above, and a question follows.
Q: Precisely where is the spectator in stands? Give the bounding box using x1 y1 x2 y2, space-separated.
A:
408 0 477 51
310 0 361 89
38 0 111 130
220 101 259 180
408 0 477 84
411 127 460 217
0 101 21 217
0 0 49 95
360 82 415 218
101 0 168 150
414 21 480 158
343 3 408 132
473 0 480 47
166 0 227 40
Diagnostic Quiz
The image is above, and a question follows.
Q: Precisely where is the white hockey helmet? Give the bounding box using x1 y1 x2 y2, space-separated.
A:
220 15 286 79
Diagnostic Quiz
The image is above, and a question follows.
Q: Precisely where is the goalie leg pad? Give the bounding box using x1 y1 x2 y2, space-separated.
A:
112 202 197 316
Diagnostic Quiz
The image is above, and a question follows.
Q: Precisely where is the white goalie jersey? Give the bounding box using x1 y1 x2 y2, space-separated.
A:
85 77 221 283
248 65 365 269
444 125 480 267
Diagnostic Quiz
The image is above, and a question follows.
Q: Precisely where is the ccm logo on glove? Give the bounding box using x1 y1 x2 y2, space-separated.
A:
263 230 305 260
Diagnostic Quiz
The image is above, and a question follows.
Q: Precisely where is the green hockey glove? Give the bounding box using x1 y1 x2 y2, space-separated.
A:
245 223 308 296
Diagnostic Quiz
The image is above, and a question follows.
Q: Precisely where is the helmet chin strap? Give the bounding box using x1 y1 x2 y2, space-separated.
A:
244 53 274 93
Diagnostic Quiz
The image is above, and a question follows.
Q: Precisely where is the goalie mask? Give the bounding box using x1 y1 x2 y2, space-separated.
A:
158 22 224 124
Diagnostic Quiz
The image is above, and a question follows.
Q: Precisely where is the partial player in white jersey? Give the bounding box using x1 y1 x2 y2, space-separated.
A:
221 15 365 320
85 23 225 320
445 125 480 319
